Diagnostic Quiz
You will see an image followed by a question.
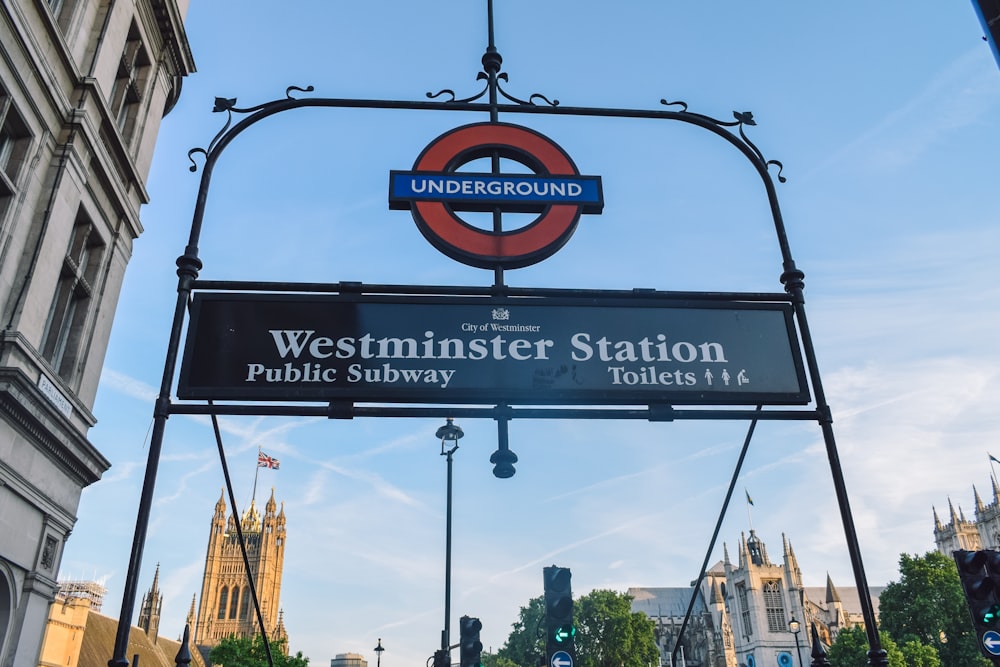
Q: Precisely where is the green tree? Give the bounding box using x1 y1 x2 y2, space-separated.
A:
574 590 658 667
497 596 545 667
209 634 310 667
878 551 988 667
827 626 906 667
482 652 521 667
497 590 657 667
898 639 941 667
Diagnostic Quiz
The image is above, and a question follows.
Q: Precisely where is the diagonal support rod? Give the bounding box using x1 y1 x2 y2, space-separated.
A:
671 406 761 667
209 405 275 667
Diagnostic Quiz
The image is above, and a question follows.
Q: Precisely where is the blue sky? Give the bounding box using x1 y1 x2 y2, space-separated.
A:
58 2 1000 665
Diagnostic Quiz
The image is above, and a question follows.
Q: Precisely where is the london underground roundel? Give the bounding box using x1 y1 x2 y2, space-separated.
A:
389 122 604 269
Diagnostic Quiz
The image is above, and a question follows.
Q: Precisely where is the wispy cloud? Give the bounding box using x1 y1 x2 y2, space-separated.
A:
155 460 217 505
544 467 660 502
486 515 658 584
100 369 158 402
322 461 423 508
99 460 143 484
803 48 1000 179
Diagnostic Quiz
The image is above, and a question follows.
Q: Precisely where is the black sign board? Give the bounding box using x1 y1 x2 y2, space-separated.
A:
177 293 809 405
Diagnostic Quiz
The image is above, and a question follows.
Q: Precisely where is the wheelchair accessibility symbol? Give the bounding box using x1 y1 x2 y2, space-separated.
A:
390 122 603 269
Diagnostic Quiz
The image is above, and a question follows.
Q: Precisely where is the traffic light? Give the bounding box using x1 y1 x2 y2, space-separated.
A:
954 549 1000 658
543 566 575 664
459 615 483 667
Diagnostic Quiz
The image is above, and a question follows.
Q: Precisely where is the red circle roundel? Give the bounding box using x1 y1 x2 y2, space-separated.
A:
389 122 604 270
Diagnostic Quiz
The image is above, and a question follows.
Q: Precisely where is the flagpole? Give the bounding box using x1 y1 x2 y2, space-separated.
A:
252 446 261 507
746 489 754 532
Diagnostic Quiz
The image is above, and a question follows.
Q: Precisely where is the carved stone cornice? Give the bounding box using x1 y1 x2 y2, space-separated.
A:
0 368 109 488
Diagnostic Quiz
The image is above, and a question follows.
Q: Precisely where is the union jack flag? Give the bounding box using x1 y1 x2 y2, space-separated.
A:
257 452 280 470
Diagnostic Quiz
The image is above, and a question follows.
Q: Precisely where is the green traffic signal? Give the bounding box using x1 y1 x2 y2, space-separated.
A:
981 603 1000 626
956 550 1000 659
553 625 576 643
544 565 575 664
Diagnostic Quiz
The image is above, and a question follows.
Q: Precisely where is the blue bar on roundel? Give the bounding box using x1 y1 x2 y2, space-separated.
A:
389 171 603 212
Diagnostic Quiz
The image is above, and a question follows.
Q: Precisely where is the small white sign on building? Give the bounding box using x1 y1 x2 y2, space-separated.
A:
38 374 73 418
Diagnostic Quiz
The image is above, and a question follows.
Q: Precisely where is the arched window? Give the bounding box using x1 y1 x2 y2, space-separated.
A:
0 568 13 655
40 210 105 380
240 587 251 619
230 586 240 619
217 587 228 620
736 583 752 637
763 580 786 633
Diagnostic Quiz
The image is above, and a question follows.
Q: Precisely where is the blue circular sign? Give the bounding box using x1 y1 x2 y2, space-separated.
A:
550 650 573 667
983 629 1000 656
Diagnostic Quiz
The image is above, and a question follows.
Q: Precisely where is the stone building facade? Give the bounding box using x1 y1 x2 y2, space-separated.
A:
330 652 368 667
631 530 882 667
192 490 288 649
36 575 205 667
933 475 1000 555
0 1 193 665
36 493 289 667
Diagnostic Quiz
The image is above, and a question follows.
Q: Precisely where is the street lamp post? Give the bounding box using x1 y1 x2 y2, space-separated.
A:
437 418 464 660
374 638 384 667
788 618 804 667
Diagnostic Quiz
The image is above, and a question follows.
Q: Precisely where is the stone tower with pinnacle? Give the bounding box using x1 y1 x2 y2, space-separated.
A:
192 489 287 647
137 563 163 643
722 531 809 667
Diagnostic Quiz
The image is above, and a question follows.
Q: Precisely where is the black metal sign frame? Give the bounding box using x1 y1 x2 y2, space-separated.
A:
108 2 890 666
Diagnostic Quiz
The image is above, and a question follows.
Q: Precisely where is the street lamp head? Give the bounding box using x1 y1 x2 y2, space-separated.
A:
437 417 464 454
374 638 385 653
788 617 800 634
490 445 518 478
